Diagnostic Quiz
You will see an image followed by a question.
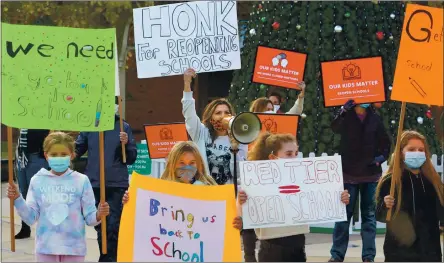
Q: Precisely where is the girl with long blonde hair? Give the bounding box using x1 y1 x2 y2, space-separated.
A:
122 141 243 229
375 130 444 262
182 68 248 186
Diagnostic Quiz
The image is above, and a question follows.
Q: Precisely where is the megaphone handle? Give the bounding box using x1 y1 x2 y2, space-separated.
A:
231 148 239 198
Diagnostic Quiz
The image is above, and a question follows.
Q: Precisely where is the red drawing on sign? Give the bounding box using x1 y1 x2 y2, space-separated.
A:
278 185 300 194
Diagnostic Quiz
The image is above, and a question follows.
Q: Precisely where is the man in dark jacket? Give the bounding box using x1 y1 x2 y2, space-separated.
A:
329 99 391 262
75 97 137 262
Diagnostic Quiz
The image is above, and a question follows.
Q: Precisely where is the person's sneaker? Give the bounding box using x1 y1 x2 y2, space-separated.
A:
328 258 341 262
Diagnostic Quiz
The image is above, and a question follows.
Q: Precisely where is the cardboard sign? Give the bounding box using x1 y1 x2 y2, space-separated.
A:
1 23 116 131
252 46 307 89
133 1 241 79
321 57 386 107
117 172 242 262
144 123 189 159
391 4 443 106
239 156 347 229
256 113 299 135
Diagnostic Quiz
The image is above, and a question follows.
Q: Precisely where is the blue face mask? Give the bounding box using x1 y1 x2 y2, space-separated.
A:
360 103 371 108
176 165 198 184
404 151 426 169
48 156 71 173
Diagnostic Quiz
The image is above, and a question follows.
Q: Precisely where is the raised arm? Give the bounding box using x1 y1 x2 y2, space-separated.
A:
331 100 356 133
123 123 137 165
182 68 206 142
286 81 305 115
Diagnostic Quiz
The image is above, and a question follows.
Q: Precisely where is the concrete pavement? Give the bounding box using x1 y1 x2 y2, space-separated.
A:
0 182 391 262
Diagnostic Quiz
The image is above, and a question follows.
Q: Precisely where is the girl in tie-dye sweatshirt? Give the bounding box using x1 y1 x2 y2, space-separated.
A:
7 132 110 262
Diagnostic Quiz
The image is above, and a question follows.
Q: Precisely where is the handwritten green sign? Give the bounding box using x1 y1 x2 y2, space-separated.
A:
1 23 115 131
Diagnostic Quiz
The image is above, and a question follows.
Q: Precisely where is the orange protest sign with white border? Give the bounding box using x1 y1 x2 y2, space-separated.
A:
252 46 307 90
321 57 386 107
144 123 189 159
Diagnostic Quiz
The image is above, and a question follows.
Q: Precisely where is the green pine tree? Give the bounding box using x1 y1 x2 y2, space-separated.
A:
229 1 442 157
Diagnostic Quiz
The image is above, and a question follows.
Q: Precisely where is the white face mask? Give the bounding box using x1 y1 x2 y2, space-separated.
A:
264 110 275 114
273 105 280 112
115 105 119 114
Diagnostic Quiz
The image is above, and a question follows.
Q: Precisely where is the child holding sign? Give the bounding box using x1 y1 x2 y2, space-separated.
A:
122 141 243 230
375 130 444 262
237 132 350 262
7 132 110 262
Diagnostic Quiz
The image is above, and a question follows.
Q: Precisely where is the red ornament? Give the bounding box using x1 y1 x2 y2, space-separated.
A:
426 109 432 119
272 21 280 30
376 31 384 40
258 3 263 9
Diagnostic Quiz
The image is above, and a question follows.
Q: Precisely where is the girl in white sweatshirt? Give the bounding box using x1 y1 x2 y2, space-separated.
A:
182 68 247 185
237 132 350 262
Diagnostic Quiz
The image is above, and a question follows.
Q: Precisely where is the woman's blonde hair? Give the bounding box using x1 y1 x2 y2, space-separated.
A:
249 97 273 113
248 132 297 161
160 141 217 185
201 98 239 149
43 132 75 154
376 130 444 218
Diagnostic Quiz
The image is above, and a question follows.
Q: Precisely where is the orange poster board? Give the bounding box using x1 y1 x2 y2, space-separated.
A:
144 123 189 159
249 114 299 150
252 46 307 90
391 4 443 106
321 57 386 107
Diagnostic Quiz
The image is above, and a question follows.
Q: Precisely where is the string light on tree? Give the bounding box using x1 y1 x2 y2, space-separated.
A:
334 25 343 33
249 28 256 35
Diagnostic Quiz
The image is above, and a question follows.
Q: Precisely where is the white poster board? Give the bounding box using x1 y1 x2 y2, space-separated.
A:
133 1 241 79
132 189 227 261
239 156 347 229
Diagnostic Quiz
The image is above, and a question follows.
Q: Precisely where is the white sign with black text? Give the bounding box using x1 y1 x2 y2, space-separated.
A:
239 156 347 229
133 1 241 79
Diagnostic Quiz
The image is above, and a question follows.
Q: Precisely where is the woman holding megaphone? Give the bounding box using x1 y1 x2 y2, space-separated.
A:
182 68 248 186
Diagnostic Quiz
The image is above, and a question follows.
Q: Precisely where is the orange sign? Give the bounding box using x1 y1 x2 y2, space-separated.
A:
391 4 443 106
252 46 307 89
144 123 189 159
321 57 386 107
249 114 299 150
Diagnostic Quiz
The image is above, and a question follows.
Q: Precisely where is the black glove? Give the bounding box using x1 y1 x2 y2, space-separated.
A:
343 99 356 112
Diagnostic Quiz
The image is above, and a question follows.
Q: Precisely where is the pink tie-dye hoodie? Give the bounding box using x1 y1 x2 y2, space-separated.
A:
14 168 100 256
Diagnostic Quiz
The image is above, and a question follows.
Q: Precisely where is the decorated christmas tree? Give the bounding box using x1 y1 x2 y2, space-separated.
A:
229 1 442 156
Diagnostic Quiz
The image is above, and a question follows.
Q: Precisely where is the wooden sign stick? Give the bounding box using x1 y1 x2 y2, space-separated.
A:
386 101 407 222
7 127 15 252
117 96 126 163
99 132 107 254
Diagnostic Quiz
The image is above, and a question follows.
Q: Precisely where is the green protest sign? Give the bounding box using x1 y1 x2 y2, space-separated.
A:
127 143 151 176
1 23 115 131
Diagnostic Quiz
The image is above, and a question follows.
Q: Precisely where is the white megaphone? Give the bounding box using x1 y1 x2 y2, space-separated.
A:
222 112 262 144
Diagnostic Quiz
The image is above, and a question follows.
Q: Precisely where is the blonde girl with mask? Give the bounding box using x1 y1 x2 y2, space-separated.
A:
182 68 247 186
237 132 350 262
376 130 444 262
122 141 243 230
7 132 109 262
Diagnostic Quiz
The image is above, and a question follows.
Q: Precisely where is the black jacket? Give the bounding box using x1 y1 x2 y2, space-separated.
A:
331 108 391 179
376 171 443 262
